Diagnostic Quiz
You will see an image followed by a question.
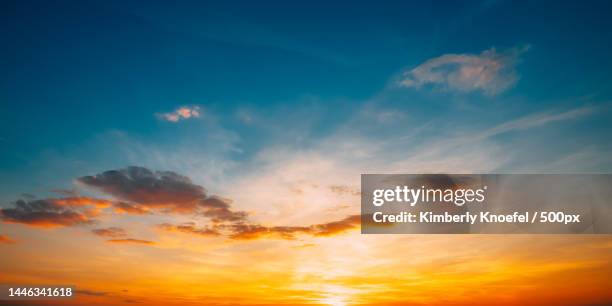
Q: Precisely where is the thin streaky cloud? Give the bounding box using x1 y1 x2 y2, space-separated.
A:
386 105 595 175
106 238 155 245
92 227 127 238
158 222 220 237
481 105 595 138
158 215 361 240
74 289 109 297
408 105 597 159
227 215 360 240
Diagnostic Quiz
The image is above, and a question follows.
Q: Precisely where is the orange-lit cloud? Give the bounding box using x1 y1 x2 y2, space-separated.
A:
158 214 360 240
232 215 361 240
226 223 310 240
159 215 361 240
53 197 113 208
157 105 201 122
92 227 127 238
0 234 15 244
0 198 98 228
106 238 155 245
77 167 206 211
158 222 220 237
309 215 361 236
78 167 248 221
112 202 149 215
200 196 248 222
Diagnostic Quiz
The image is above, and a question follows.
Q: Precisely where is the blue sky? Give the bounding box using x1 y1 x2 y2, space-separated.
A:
2 0 612 201
3 3 612 305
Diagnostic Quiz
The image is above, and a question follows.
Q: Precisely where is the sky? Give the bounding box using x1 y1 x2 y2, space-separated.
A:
1 1 612 305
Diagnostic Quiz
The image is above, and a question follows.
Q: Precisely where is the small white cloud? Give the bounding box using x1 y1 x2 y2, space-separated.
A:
399 46 529 95
158 106 201 122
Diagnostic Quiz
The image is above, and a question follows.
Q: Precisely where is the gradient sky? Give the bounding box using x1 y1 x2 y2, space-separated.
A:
1 1 612 306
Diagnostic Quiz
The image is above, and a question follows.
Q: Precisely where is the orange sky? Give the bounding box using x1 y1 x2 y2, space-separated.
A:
1 165 612 306
4 1 612 304
2 222 611 306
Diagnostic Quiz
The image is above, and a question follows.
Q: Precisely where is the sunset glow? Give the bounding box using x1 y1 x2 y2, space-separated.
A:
1 1 612 305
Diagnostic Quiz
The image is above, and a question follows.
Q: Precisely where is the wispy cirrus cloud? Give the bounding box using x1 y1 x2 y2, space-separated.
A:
410 105 598 159
399 46 529 95
479 105 595 138
157 105 201 122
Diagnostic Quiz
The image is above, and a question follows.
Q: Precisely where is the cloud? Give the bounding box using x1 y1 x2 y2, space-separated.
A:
106 238 155 245
157 106 201 122
309 215 361 237
75 289 109 296
51 197 113 209
226 224 309 240
158 222 220 237
51 188 79 197
226 215 360 240
400 46 528 95
92 227 127 238
0 234 15 244
157 214 360 241
329 185 361 196
200 196 248 223
479 106 595 138
416 105 597 155
0 197 102 228
78 166 248 221
112 202 149 215
20 193 36 199
77 166 207 212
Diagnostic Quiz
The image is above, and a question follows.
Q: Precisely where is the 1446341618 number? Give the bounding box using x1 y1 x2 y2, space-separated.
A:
0 285 75 300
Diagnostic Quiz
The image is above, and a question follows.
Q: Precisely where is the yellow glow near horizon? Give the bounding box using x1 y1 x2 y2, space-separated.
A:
319 296 347 306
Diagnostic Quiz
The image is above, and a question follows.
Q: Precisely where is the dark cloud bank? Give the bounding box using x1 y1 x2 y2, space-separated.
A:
2 166 360 241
